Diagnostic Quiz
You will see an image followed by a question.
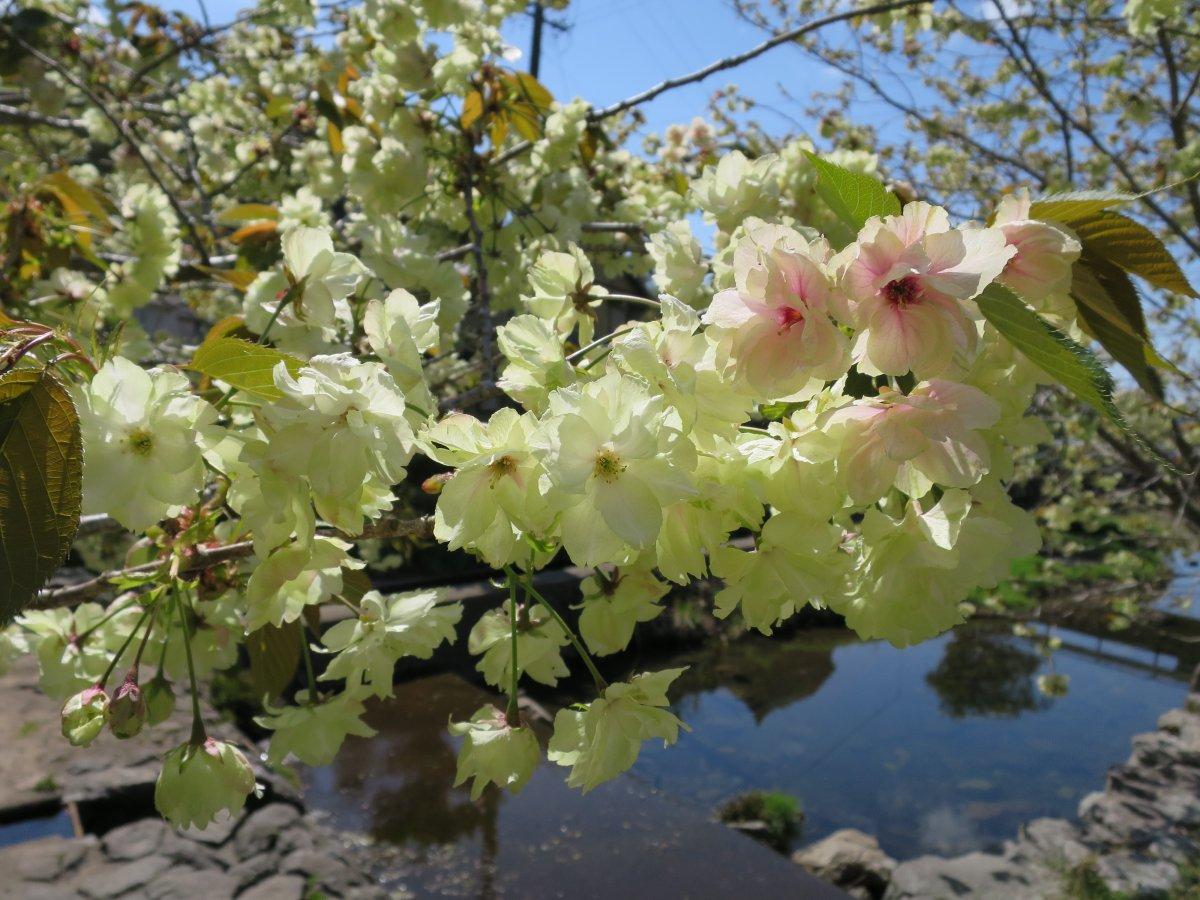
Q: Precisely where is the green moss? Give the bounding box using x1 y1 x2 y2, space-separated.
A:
716 790 803 853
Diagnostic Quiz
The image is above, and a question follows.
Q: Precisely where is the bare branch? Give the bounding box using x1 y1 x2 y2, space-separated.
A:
590 0 932 120
0 103 87 135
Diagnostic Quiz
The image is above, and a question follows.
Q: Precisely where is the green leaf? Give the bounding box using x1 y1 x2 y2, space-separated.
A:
803 151 900 230
1070 258 1170 397
189 337 302 400
1028 190 1134 224
1069 210 1196 297
977 283 1118 413
246 620 301 700
976 283 1180 472
0 368 83 622
339 568 373 603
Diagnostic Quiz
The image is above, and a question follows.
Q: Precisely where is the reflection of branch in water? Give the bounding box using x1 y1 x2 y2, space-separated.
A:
479 789 498 900
325 674 499 848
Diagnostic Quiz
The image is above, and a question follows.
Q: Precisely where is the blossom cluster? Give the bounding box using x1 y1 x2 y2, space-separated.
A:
0 0 1098 834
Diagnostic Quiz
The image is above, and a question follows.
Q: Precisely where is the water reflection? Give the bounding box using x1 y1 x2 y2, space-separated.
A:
302 674 831 897
634 620 1185 858
303 618 1188 889
925 628 1049 718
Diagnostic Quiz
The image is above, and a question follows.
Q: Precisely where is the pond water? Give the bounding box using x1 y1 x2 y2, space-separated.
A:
302 610 1192 894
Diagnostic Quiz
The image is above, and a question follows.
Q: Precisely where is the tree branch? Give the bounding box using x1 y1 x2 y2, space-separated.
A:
34 514 434 608
0 103 87 135
590 0 932 121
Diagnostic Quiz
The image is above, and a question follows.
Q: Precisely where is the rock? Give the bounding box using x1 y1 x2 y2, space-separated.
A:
884 853 1045 899
1158 708 1200 746
1078 791 1171 846
1145 832 1200 866
1010 817 1092 869
1130 731 1200 768
1094 851 1178 898
177 815 237 847
237 874 305 900
102 819 167 862
233 805 301 860
281 848 352 883
793 829 895 899
145 868 238 900
227 855 277 892
274 828 315 856
158 832 229 871
2 836 94 882
77 854 172 898
1 884 85 899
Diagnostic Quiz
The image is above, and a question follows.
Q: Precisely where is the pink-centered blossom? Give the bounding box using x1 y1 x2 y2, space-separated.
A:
704 237 848 398
992 190 1082 302
825 379 1001 505
842 202 1015 378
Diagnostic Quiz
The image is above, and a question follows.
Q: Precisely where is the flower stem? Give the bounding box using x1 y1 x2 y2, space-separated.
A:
300 624 318 705
510 568 608 692
566 328 626 364
98 606 152 689
129 597 162 674
596 293 660 310
738 424 774 436
505 573 520 726
174 586 207 745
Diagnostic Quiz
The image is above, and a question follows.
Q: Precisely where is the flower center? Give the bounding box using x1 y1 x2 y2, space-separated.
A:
126 428 154 457
592 449 624 483
775 305 805 333
883 275 922 309
488 454 517 484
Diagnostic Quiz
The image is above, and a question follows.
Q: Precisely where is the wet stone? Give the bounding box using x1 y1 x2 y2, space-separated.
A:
177 815 237 847
793 828 895 900
237 873 306 900
78 855 172 899
3 884 86 899
145 868 238 900
227 854 277 892
102 818 167 862
4 836 94 882
281 847 354 883
234 804 301 860
159 831 230 870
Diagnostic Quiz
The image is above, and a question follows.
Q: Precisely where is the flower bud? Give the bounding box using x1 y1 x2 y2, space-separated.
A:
61 686 109 747
155 738 256 830
448 705 540 800
108 673 147 739
143 675 176 726
421 472 452 495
